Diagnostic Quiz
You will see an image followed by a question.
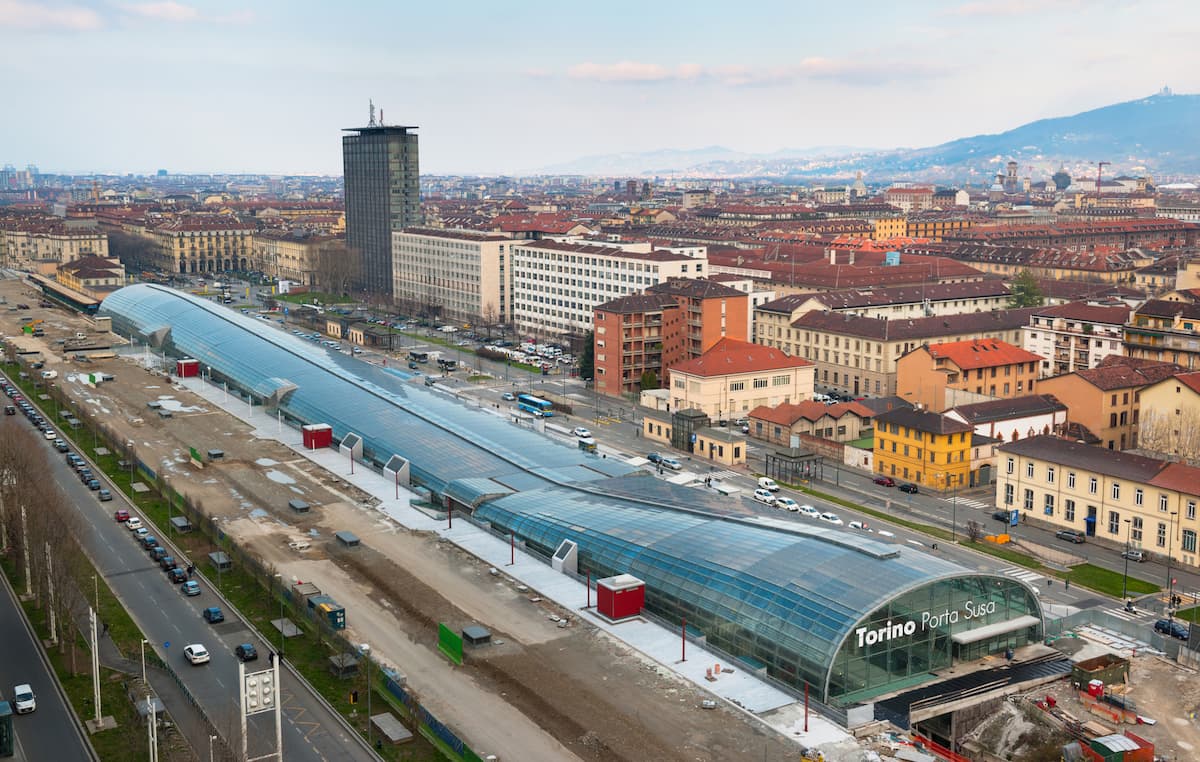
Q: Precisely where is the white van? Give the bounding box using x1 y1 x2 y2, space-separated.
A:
758 477 780 492
40 370 58 380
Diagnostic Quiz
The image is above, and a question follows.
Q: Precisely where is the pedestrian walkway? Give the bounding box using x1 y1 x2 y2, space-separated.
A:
942 496 991 511
1104 605 1154 623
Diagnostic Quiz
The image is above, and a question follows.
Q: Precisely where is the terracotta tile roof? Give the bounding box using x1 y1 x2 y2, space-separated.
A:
1071 357 1187 391
1175 371 1200 395
757 280 1009 314
999 435 1167 482
748 400 873 426
670 337 811 377
874 407 973 435
1148 462 1200 497
1032 301 1131 325
1135 299 1200 321
926 338 1042 370
792 307 1039 341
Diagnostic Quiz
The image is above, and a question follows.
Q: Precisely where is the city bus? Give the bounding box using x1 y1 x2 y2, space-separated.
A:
517 393 554 417
407 351 429 364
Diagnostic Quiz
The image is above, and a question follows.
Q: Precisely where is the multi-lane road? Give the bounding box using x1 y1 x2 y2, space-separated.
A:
31 404 377 761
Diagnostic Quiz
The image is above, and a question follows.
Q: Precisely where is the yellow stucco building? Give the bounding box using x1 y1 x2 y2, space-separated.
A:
873 407 973 491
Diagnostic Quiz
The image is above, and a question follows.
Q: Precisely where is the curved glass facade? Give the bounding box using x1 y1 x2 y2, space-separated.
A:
101 285 1045 706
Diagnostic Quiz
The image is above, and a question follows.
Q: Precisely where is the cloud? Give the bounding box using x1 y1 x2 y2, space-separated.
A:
946 0 1080 16
0 0 102 30
120 1 198 21
562 58 940 87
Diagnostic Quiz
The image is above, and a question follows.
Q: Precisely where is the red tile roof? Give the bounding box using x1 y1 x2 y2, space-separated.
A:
1071 357 1187 390
749 400 873 426
670 338 811 377
925 338 1043 370
1148 462 1200 497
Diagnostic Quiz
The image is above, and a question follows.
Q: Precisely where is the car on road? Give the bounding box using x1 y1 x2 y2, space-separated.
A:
1155 619 1189 640
798 504 821 518
848 520 871 531
992 510 1013 523
202 607 225 624
12 684 35 714
54 439 68 452
183 644 210 665
757 477 780 492
43 429 56 440
646 453 663 464
149 547 168 562
873 476 896 487
819 512 844 526
752 488 777 506
114 509 129 522
1121 549 1147 562
235 643 259 662
659 457 682 471
181 580 201 596
572 427 592 438
898 483 919 494
86 478 101 491
1055 529 1086 544
133 527 149 539
159 555 176 570
501 392 516 401
167 567 187 584
408 361 419 370
775 497 800 512
98 488 112 501
140 535 158 549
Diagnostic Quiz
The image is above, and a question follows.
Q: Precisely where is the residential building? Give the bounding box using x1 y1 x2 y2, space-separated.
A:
708 272 774 339
1036 355 1186 450
1021 301 1131 377
646 278 748 357
747 401 874 446
593 293 680 397
1124 298 1200 371
392 228 522 328
905 214 976 241
342 120 420 295
1157 200 1200 224
995 436 1200 569
511 239 707 336
0 221 108 267
252 230 337 287
883 187 934 213
55 255 126 297
945 395 1068 445
942 219 1198 251
1135 371 1200 464
929 242 1152 284
896 338 1043 412
761 307 1039 400
873 407 973 491
149 216 254 274
667 337 814 422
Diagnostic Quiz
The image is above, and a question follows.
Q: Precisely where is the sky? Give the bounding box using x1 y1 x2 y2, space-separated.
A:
2 0 1199 176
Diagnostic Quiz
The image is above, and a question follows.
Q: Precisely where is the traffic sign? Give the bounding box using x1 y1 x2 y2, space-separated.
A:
164 641 170 649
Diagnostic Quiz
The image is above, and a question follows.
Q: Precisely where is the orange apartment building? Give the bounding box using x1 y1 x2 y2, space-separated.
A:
896 338 1043 412
594 279 749 396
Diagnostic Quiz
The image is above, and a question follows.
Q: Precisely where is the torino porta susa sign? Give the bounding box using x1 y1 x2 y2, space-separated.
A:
855 599 999 649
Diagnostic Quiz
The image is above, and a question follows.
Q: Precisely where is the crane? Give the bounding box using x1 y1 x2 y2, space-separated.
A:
1095 161 1110 197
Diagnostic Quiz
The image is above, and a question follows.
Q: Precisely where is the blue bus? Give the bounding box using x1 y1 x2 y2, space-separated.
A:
517 393 554 417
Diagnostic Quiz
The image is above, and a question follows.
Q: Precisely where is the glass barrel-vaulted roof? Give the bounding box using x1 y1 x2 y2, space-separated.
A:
474 481 971 699
100 284 630 492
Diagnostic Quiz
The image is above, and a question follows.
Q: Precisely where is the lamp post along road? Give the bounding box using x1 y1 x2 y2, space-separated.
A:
1122 518 1132 601
1167 511 1179 613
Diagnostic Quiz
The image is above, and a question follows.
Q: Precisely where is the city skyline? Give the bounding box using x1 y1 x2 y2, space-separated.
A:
2 0 1199 176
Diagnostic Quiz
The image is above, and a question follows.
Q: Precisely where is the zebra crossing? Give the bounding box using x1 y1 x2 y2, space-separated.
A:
942 496 992 511
1103 605 1153 623
999 565 1044 585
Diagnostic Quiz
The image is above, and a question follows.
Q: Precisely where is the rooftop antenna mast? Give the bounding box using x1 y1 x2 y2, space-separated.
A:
368 99 377 127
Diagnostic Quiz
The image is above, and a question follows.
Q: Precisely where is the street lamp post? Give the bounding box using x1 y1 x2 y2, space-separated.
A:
274 573 285 656
1122 518 1132 601
140 638 149 686
1167 511 1179 614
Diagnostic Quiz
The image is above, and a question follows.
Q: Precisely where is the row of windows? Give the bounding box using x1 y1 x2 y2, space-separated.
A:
1006 458 1196 511
1004 485 1198 551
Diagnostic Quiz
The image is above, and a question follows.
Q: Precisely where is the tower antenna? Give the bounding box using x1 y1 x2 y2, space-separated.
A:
368 99 377 127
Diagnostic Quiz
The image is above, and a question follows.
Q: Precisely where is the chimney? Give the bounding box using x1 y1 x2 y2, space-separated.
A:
828 248 836 265
849 250 855 266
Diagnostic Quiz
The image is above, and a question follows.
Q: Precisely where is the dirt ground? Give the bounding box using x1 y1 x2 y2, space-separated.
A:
3 284 791 762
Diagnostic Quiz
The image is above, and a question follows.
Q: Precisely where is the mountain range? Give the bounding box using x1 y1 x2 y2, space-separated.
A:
539 92 1200 181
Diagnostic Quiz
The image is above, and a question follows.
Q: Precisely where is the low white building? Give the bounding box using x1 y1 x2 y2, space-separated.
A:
1021 301 1131 378
945 395 1068 444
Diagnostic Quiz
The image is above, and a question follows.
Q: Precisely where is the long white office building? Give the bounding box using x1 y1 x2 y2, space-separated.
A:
510 239 708 336
392 228 525 327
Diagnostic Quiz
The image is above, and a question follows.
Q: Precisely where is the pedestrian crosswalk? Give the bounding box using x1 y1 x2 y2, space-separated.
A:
942 496 992 511
1103 606 1153 623
999 565 1044 585
706 470 740 483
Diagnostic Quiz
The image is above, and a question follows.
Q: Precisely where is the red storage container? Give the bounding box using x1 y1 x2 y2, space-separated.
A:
1087 679 1104 698
596 574 645 620
176 358 200 377
302 423 333 449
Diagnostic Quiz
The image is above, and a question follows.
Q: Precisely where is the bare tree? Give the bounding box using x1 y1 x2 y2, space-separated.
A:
480 302 500 340
966 520 983 543
107 228 165 273
312 241 361 297
1137 408 1200 465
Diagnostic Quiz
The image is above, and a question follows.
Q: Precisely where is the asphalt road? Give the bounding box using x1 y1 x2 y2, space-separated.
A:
34 413 377 761
0 553 94 761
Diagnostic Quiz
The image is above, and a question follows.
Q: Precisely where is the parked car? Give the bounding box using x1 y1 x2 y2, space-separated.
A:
757 477 780 492
202 607 225 624
12 684 35 714
181 580 201 596
819 512 844 526
1155 619 1189 640
898 483 919 494
183 644 210 665
1055 529 1085 544
798 504 821 518
159 555 176 570
992 510 1014 523
149 547 168 562
659 457 683 471
167 567 187 584
646 453 663 465
86 478 101 491
140 535 158 549
501 392 516 401
125 516 142 531
752 488 777 506
873 476 896 487
848 520 871 531
53 439 68 452
572 427 592 439
1121 549 1147 562
775 497 800 512
98 489 112 501
234 643 259 662
114 509 130 522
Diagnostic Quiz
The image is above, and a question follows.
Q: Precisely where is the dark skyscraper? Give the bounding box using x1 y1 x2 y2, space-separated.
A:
342 106 420 296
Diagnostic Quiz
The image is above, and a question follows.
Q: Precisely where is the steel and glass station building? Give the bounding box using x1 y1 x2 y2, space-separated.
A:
101 285 1045 706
